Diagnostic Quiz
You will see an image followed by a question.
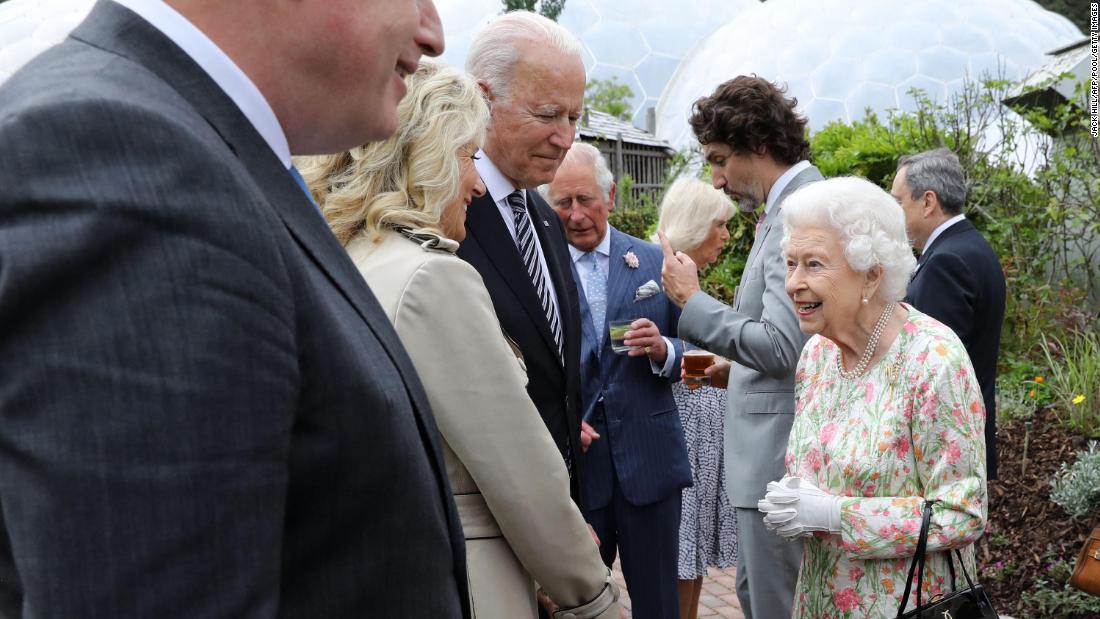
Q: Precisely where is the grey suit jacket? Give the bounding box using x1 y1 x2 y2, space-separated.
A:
677 166 822 508
0 2 466 616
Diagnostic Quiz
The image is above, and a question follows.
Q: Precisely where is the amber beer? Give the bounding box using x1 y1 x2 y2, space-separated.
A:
683 350 714 385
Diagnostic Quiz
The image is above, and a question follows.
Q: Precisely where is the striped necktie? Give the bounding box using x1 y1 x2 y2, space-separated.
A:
507 190 564 364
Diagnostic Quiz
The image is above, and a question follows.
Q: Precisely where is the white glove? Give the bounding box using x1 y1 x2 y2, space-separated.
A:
757 476 841 539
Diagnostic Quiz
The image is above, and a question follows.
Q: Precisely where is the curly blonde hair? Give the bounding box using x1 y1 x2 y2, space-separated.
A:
296 62 489 245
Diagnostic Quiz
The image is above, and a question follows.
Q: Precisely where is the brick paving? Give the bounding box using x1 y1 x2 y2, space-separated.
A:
612 560 745 618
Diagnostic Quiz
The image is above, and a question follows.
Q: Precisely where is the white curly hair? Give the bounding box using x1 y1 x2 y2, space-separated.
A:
780 176 916 302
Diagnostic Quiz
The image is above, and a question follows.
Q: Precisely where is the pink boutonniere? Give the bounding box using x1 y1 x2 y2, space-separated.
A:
623 251 639 269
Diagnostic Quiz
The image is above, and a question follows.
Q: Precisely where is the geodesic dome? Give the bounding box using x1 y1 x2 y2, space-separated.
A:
655 0 1083 150
438 0 758 128
0 0 92 85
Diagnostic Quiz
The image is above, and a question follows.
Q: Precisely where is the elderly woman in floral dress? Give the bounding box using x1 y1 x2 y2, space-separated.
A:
757 177 987 618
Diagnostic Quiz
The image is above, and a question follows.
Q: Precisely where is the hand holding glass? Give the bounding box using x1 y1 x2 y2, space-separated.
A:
609 319 638 354
682 350 715 385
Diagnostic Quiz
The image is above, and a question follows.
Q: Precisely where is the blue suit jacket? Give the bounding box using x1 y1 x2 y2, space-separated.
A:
575 228 692 511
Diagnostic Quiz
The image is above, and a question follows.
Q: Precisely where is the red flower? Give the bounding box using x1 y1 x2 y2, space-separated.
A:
835 587 861 611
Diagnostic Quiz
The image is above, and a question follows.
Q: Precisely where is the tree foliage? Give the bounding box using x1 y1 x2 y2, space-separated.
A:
584 77 634 121
501 0 566 21
810 76 1100 379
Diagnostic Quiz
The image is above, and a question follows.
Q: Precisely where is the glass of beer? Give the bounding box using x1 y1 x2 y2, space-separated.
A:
683 349 715 386
608 319 637 354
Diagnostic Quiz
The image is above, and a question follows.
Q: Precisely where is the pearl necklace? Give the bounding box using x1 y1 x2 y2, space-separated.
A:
837 302 896 380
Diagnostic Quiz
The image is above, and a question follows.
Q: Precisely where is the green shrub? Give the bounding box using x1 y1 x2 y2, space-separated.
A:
1050 441 1100 518
810 77 1100 389
1043 330 1100 437
609 173 658 240
996 380 1038 425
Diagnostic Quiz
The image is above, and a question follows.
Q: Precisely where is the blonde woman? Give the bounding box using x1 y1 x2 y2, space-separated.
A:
297 63 619 619
655 177 738 619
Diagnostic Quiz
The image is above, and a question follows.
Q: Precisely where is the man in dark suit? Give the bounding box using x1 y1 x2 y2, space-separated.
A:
458 11 588 500
0 1 470 617
892 147 1006 479
543 143 691 618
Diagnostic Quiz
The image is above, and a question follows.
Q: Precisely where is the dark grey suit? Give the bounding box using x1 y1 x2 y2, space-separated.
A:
677 165 821 619
0 2 467 617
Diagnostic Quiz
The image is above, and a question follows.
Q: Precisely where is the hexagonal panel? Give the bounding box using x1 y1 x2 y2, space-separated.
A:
657 0 1083 151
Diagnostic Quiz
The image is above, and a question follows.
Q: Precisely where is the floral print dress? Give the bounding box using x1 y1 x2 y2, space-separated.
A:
785 306 987 618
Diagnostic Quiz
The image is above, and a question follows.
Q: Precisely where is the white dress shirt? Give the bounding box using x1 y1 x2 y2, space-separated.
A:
113 0 291 168
915 213 966 273
474 150 561 321
568 229 675 377
765 159 812 217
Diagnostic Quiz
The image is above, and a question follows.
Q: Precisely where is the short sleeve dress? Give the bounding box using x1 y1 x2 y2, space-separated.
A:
784 306 987 618
674 382 738 580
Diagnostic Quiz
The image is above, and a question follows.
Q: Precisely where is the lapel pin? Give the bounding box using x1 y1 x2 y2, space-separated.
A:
542 220 550 227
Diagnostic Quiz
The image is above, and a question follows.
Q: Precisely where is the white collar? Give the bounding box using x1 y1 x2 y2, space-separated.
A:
765 160 812 216
113 0 291 168
568 226 612 262
474 149 521 203
923 213 966 252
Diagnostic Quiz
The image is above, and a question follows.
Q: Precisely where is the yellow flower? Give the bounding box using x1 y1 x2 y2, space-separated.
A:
1072 394 1086 405
1034 376 1045 383
1028 389 1037 398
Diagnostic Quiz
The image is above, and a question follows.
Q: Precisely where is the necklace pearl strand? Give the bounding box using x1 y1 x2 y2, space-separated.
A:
836 301 896 380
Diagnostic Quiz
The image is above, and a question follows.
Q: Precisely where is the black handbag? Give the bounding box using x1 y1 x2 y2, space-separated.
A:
896 499 998 619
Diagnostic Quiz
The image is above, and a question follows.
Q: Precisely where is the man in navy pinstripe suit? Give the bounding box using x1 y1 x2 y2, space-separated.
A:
543 143 691 619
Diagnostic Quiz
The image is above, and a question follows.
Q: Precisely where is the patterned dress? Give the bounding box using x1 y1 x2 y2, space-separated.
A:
674 382 738 579
785 307 987 618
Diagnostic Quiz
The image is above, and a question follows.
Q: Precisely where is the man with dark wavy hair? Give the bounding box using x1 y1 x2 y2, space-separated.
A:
659 75 820 619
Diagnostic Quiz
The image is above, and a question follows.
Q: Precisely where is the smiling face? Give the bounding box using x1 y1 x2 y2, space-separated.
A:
687 217 732 266
703 143 767 213
279 0 444 152
784 225 877 342
547 156 614 252
439 143 486 242
481 42 585 189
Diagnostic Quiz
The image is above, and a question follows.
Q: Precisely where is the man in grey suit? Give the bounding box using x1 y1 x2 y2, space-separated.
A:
0 1 469 617
660 76 820 619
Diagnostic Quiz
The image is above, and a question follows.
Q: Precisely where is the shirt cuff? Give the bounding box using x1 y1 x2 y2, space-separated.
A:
649 337 676 377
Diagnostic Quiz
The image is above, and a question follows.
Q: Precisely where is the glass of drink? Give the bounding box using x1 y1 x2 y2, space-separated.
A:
682 349 715 386
608 319 637 354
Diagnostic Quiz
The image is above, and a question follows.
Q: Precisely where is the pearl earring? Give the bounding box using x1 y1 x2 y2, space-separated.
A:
861 297 869 305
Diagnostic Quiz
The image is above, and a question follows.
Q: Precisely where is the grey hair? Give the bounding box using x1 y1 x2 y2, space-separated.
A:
780 176 916 303
654 176 734 253
897 147 967 216
465 10 584 103
537 142 614 200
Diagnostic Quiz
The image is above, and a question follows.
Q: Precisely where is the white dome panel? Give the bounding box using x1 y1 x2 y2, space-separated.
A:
656 0 1083 149
0 0 93 85
438 0 759 128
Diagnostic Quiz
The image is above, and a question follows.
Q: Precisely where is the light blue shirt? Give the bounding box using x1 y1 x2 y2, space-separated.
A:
568 229 676 378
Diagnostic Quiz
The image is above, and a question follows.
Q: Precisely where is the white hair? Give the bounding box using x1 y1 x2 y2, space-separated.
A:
537 142 614 201
654 176 734 253
465 11 584 102
780 176 916 302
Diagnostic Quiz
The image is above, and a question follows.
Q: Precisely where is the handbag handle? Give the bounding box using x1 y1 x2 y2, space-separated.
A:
897 499 937 615
897 500 982 617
